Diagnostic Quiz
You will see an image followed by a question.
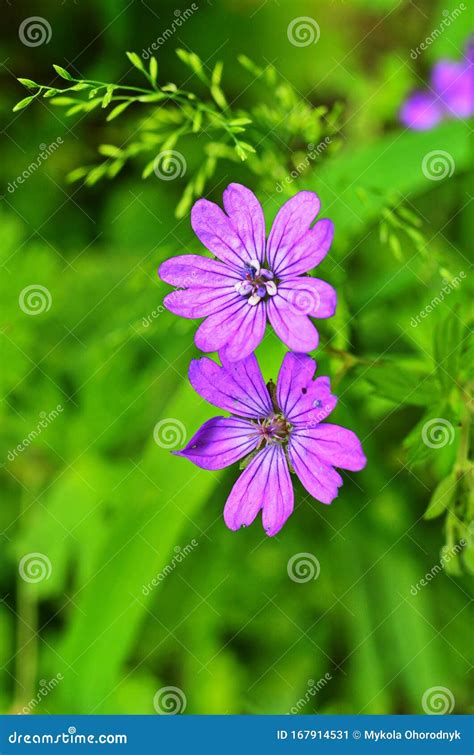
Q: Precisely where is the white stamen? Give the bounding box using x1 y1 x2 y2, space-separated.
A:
265 280 277 296
235 281 252 295
248 293 262 306
249 258 260 275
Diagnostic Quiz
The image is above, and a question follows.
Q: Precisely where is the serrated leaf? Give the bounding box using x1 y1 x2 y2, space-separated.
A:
367 362 438 407
424 473 457 520
53 64 74 81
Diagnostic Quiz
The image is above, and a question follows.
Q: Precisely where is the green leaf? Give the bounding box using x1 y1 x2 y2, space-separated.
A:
176 49 207 83
366 361 439 407
12 95 36 112
137 93 166 103
210 84 227 110
106 101 132 121
66 166 89 183
126 51 145 72
18 78 39 89
49 96 81 106
98 144 123 158
53 64 74 81
101 85 115 108
211 61 223 86
423 473 457 520
149 56 158 85
70 82 91 91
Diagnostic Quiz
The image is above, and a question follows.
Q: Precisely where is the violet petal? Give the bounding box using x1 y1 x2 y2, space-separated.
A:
188 354 273 419
223 444 293 536
175 416 259 470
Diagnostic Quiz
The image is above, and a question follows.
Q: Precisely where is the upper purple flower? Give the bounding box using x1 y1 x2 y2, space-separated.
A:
400 38 474 130
175 352 366 536
158 184 336 361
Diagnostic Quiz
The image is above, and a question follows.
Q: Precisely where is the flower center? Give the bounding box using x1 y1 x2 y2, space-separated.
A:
235 259 278 305
256 413 292 448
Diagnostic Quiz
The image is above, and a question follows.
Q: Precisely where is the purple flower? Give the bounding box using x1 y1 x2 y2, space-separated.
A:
400 38 474 130
158 184 336 362
175 352 366 536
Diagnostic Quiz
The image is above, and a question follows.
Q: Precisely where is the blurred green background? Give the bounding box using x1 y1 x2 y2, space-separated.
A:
1 0 472 716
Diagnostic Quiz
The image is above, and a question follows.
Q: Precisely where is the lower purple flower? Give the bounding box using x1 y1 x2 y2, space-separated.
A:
175 352 366 536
